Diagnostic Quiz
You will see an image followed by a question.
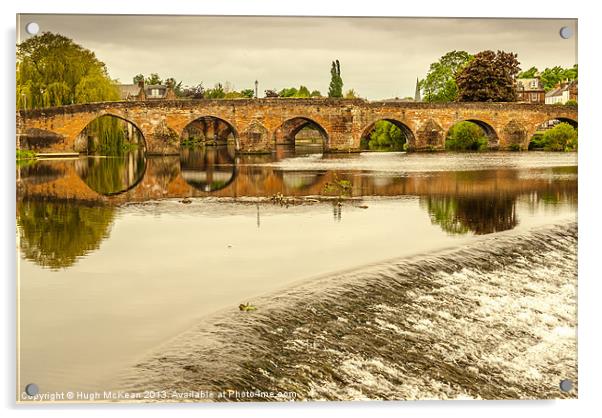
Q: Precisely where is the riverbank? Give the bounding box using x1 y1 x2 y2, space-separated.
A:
119 221 577 401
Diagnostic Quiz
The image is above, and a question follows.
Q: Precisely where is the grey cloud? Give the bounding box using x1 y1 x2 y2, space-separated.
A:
18 14 577 99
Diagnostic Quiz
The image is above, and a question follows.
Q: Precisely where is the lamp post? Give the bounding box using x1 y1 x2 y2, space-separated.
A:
254 80 258 99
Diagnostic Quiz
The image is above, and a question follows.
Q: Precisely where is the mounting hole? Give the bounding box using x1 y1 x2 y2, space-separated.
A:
25 22 40 35
559 379 573 392
25 383 39 396
559 26 573 39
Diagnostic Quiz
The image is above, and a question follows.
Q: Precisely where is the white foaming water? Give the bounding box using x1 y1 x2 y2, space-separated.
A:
262 151 577 174
118 223 577 401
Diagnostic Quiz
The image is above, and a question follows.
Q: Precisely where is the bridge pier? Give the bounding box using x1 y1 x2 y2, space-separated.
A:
499 120 530 150
238 122 272 153
413 119 446 151
144 121 180 155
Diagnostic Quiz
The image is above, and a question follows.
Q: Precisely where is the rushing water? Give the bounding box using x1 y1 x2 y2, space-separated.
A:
121 223 577 401
16 148 577 401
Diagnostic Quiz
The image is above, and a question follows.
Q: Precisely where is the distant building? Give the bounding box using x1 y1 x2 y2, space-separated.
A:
545 80 578 104
144 84 174 99
117 82 144 101
516 77 545 104
117 80 176 101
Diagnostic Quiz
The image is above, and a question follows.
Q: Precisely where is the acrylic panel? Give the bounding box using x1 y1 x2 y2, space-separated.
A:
16 14 578 403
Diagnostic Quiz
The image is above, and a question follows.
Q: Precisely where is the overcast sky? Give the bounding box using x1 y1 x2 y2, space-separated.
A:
18 15 577 99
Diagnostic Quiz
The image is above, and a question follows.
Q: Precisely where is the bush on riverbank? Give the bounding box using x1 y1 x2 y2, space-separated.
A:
530 123 577 151
16 149 36 160
445 121 488 151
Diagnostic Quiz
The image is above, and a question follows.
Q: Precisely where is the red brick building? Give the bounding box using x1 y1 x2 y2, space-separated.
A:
516 78 546 104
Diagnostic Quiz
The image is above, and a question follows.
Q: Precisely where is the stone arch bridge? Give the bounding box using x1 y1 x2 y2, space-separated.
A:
17 99 578 154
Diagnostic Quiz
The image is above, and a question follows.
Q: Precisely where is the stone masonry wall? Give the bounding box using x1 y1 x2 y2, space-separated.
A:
17 99 578 154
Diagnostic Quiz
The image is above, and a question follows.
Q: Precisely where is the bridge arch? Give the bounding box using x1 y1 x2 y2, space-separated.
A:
533 116 578 131
273 116 329 150
360 118 416 151
557 117 578 128
446 119 499 149
528 116 578 151
180 115 240 150
72 113 148 195
74 113 147 154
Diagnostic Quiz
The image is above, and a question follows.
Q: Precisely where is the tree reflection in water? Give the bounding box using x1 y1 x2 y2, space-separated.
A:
17 199 115 269
76 150 147 195
421 194 518 235
180 145 237 192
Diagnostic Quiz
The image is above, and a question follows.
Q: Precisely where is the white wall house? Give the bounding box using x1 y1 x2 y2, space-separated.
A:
545 81 578 104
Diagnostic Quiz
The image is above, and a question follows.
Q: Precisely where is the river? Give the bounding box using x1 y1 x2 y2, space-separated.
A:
16 148 578 401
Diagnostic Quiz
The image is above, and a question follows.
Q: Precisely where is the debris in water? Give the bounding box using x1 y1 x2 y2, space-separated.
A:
270 193 295 207
239 302 257 312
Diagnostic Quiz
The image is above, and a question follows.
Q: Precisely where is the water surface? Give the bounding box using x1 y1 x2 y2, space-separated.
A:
17 149 577 397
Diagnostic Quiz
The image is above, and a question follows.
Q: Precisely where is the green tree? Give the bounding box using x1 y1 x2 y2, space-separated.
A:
446 121 488 151
82 115 144 155
310 90 322 97
420 50 472 102
240 88 255 98
224 91 243 98
206 83 226 99
517 66 538 78
276 86 316 98
296 85 311 98
133 74 144 84
163 77 183 96
328 60 343 98
563 64 578 82
456 50 520 102
514 64 577 91
344 89 359 99
539 123 578 151
278 87 298 97
540 65 578 91
17 32 119 109
145 73 162 85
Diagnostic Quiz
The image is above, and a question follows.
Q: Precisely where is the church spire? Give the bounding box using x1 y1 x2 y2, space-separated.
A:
414 78 421 102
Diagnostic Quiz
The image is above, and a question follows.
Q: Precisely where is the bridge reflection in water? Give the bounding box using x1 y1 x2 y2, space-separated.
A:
75 149 147 196
180 146 238 192
16 149 577 269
